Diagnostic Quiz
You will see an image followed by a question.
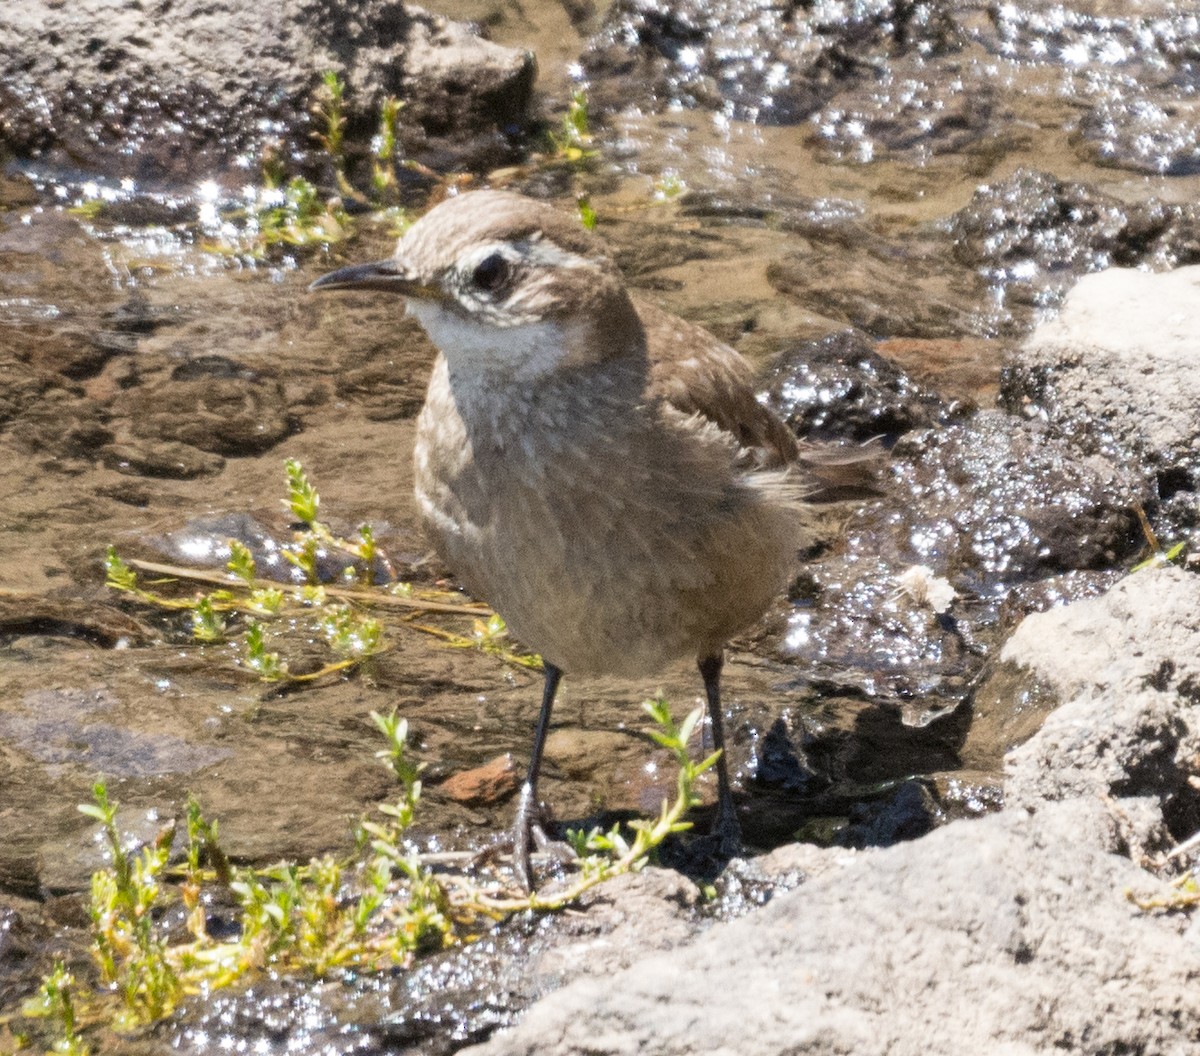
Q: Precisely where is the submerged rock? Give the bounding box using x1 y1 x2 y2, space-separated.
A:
580 0 961 125
0 0 537 181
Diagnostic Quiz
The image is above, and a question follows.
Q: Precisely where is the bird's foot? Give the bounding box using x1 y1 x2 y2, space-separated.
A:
470 786 574 892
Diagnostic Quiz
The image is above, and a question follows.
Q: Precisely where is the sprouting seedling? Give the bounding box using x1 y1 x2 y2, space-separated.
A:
313 70 348 168
191 596 225 642
22 961 88 1056
227 540 256 583
285 457 320 527
548 89 597 165
105 546 139 592
244 620 286 680
577 195 597 231
372 97 405 202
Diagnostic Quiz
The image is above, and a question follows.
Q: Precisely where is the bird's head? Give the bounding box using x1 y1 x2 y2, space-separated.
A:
310 190 645 382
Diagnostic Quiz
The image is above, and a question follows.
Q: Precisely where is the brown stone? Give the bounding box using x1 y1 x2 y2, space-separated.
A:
440 753 519 806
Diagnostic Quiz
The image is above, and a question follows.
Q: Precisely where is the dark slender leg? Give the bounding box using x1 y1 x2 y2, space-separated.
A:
699 651 741 855
513 661 563 891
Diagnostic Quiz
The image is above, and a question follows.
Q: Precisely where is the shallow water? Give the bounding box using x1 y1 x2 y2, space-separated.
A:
2 0 1199 1047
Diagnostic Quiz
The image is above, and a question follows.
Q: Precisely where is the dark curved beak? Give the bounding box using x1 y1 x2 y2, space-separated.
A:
308 259 438 299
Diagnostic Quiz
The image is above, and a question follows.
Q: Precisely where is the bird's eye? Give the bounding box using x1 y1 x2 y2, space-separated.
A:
471 252 509 293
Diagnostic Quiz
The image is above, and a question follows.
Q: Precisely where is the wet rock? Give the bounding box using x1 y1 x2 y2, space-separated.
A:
0 0 536 182
439 754 519 806
146 512 395 585
968 0 1200 175
127 371 293 457
762 329 949 444
0 211 126 396
807 54 1002 164
335 361 429 421
1001 264 1200 534
874 336 1004 408
580 0 962 125
0 895 59 1010
1002 565 1200 845
101 440 227 480
947 168 1200 325
467 797 1200 1056
834 778 941 848
0 360 56 427
780 410 1146 720
0 594 152 648
16 325 121 380
1079 94 1200 177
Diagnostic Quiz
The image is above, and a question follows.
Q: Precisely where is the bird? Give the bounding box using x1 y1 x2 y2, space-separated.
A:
311 189 818 890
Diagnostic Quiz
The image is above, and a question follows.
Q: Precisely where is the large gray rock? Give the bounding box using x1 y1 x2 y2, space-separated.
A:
1002 265 1200 530
0 0 536 181
465 797 1200 1056
1003 564 1200 844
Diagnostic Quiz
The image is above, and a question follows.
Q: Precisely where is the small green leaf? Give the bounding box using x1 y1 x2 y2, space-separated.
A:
105 546 138 591
191 596 225 642
284 459 320 526
227 540 256 583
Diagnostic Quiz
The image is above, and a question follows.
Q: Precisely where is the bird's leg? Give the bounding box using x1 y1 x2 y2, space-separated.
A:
699 651 742 856
513 661 563 891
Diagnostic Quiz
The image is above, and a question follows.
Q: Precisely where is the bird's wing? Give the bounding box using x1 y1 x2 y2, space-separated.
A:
636 296 883 500
635 297 799 466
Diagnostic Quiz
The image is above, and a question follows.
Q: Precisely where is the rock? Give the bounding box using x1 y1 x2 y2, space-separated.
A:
10 392 113 461
439 754 519 806
0 0 536 181
807 54 1002 164
762 329 950 443
948 169 1200 330
127 368 293 457
874 336 1004 408
1000 263 1200 533
766 239 981 339
524 868 702 987
100 441 227 480
464 798 1200 1056
1002 565 1200 845
580 0 961 126
778 410 1146 721
969 0 1200 175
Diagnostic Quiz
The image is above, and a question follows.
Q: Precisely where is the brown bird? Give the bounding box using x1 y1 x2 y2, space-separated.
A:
312 189 814 889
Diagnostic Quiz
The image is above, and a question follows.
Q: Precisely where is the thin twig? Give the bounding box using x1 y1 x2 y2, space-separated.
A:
125 558 489 615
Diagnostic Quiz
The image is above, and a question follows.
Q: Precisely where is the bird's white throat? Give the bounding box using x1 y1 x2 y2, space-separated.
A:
407 299 576 385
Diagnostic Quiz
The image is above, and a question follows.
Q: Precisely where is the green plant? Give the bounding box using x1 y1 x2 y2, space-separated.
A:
455 698 718 913
20 961 89 1056
547 90 598 165
14 699 712 1048
106 459 535 681
79 783 181 1027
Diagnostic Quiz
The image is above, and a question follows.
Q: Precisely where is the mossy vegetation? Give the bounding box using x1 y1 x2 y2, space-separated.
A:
12 701 714 1053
